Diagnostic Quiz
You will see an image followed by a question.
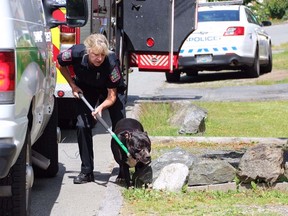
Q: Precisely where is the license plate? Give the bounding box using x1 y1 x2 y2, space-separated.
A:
196 54 213 63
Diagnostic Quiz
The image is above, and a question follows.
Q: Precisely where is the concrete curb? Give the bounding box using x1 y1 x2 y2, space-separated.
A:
189 182 238 192
150 136 288 145
188 182 288 192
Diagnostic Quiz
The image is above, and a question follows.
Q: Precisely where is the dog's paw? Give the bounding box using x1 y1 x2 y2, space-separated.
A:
116 177 125 183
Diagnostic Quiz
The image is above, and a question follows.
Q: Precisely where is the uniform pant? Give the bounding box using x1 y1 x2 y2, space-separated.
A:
75 85 126 174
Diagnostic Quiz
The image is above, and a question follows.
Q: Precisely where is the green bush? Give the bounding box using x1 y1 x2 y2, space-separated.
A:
265 0 288 19
208 0 288 21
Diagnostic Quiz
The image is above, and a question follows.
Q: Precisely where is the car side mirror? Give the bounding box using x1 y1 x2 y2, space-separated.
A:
66 0 88 27
261 21 272 26
44 0 88 28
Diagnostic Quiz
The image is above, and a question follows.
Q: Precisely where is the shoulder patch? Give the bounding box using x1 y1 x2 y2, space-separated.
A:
62 50 72 61
110 66 121 83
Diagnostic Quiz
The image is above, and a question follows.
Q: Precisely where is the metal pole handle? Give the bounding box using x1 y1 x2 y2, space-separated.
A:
78 93 130 156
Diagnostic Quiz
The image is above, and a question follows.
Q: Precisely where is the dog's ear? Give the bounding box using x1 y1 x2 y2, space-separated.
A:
144 131 151 142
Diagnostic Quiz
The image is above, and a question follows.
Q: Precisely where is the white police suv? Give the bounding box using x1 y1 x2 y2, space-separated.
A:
178 0 272 78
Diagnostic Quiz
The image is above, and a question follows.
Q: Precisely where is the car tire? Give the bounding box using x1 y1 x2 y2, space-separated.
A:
260 45 272 73
0 129 32 216
165 71 181 83
32 96 59 178
247 46 260 78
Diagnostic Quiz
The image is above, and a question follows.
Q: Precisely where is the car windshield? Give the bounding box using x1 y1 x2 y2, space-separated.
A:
198 10 240 22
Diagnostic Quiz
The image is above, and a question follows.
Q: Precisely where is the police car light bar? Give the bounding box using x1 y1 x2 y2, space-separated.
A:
199 0 244 7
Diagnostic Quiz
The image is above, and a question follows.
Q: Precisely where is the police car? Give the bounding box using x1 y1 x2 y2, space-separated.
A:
178 0 272 78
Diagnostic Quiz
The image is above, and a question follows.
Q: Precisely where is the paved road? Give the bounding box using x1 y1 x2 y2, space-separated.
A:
264 22 288 46
158 82 288 102
127 70 288 102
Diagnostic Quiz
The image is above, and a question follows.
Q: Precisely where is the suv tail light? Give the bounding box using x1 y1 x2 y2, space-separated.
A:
0 51 15 104
224 26 244 36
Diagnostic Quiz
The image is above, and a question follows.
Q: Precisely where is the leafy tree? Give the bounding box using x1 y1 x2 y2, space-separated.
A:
265 0 288 19
247 0 270 21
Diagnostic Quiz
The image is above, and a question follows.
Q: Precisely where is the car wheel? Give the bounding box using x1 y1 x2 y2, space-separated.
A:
165 71 181 83
32 96 59 178
260 45 272 73
0 129 32 216
247 46 260 78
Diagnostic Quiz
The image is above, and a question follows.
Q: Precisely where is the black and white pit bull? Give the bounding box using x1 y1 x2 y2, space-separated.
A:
111 118 151 188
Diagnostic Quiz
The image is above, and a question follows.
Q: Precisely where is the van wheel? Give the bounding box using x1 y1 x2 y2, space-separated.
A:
0 129 32 216
247 46 260 78
33 96 59 178
165 71 180 83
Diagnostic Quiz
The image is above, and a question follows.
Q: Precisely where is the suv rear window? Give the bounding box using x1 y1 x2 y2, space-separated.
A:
198 10 240 22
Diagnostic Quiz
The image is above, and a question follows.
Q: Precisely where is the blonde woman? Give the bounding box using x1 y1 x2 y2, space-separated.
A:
58 33 126 184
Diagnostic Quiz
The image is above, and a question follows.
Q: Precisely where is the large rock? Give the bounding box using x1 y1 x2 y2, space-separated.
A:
284 150 288 179
169 101 208 135
188 159 236 186
134 148 237 188
237 143 285 184
200 149 245 168
133 148 197 187
153 163 189 192
132 143 288 190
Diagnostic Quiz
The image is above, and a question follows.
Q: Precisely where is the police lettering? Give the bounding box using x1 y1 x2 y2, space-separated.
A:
186 36 220 42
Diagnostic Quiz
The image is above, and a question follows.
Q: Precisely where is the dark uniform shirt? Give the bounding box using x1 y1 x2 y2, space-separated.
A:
57 44 122 90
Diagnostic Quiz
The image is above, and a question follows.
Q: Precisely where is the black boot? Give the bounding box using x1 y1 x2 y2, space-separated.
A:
73 172 94 184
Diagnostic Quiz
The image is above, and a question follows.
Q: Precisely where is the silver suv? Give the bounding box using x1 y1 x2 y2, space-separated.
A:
0 0 87 215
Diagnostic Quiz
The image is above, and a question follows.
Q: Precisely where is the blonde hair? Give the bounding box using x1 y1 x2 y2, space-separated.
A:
84 33 109 56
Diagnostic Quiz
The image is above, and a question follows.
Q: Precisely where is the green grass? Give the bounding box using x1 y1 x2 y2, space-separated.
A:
139 101 288 138
197 101 288 137
273 43 288 70
255 77 288 85
139 102 178 136
121 188 288 215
